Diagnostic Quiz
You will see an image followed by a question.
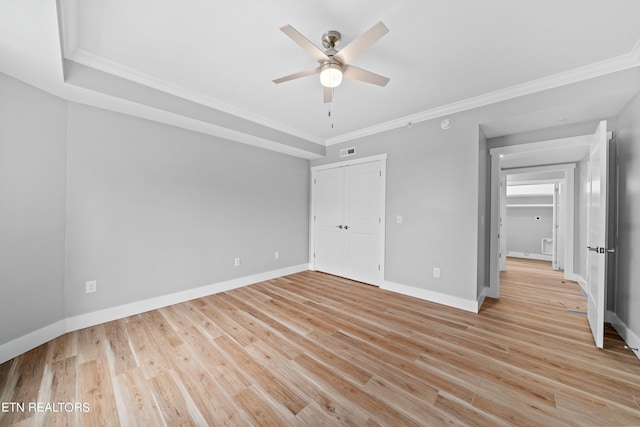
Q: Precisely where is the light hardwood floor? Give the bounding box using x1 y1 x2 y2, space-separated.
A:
1 258 639 426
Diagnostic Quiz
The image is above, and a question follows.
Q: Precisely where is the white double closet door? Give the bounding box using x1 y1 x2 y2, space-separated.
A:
312 157 385 286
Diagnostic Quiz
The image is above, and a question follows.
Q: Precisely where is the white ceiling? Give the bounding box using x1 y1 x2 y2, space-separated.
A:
2 0 640 158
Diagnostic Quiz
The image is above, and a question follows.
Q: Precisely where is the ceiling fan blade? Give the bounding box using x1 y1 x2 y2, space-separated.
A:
273 67 320 84
343 65 390 87
323 87 333 104
335 21 389 65
280 25 329 63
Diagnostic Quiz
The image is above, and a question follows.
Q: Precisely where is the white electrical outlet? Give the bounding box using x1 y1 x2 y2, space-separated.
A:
274 251 280 260
85 280 97 294
234 257 241 267
433 268 441 278
397 215 403 224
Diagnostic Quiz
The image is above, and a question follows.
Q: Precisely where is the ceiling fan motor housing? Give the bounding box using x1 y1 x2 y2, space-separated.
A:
322 30 341 49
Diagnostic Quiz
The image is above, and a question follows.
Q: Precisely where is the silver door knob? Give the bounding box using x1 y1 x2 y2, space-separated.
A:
336 225 343 229
344 225 350 230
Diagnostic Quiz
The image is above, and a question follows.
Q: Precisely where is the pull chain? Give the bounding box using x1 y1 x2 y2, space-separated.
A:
328 95 334 129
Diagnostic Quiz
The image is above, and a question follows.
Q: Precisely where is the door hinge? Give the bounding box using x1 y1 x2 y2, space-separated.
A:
378 264 381 271
379 217 382 224
379 170 382 177
314 215 316 221
313 178 316 184
313 252 316 258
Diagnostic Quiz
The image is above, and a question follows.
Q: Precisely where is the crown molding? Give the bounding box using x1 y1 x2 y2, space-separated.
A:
69 48 325 146
58 0 324 147
326 44 640 146
58 0 640 150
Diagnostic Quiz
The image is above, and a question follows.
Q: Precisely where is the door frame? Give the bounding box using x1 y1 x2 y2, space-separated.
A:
488 135 590 298
310 154 387 285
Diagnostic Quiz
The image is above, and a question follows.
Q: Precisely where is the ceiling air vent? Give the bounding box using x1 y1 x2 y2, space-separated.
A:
340 147 356 158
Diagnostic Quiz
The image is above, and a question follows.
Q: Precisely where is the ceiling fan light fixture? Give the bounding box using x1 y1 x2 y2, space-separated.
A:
320 62 343 88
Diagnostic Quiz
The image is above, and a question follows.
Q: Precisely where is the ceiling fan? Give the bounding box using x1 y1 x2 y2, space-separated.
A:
273 22 390 103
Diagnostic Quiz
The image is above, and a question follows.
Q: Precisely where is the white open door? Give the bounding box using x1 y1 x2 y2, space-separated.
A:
586 120 611 348
499 174 507 271
552 183 559 270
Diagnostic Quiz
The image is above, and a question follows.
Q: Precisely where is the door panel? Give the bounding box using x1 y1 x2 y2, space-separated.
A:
314 167 346 275
587 120 609 348
344 162 382 283
313 160 384 285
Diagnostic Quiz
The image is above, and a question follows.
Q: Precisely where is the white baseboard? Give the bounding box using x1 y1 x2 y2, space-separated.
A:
382 280 480 313
607 310 640 361
0 264 309 365
565 273 588 293
506 252 552 261
0 321 66 366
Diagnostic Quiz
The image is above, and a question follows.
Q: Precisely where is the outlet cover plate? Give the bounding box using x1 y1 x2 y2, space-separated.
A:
85 280 97 294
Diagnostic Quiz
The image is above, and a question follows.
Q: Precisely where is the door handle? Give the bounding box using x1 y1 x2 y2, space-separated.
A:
344 225 350 230
587 246 616 254
336 225 343 229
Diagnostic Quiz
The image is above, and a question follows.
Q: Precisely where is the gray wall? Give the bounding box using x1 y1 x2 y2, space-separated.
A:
506 203 553 255
0 73 67 343
614 92 640 341
311 119 480 302
64 103 310 317
0 72 310 347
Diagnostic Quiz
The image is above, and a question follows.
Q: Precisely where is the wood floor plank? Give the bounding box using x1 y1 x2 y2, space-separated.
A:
162 343 248 425
102 321 137 377
77 358 120 427
293 352 425 427
171 301 226 339
1 258 639 426
433 392 510 427
221 291 374 387
244 339 371 426
176 326 252 396
112 367 164 427
45 333 77 365
147 370 204 427
124 317 172 379
75 325 106 365
214 335 307 416
42 357 78 427
0 345 47 426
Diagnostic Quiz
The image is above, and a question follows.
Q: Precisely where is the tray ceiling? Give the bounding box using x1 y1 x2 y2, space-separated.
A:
2 0 640 158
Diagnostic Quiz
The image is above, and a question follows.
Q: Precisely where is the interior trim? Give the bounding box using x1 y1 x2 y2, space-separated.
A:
382 280 481 313
0 263 309 364
58 0 640 149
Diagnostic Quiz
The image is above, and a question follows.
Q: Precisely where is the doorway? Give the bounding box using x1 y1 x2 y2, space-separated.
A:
501 176 567 272
488 135 591 299
488 121 613 348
